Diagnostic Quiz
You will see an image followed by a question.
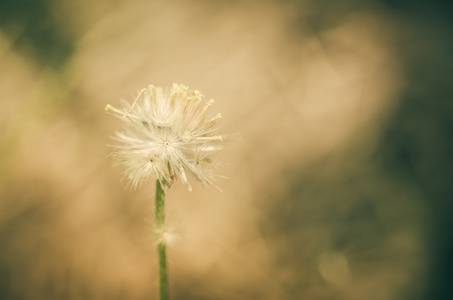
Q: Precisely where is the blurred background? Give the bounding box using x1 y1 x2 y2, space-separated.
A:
1 0 452 299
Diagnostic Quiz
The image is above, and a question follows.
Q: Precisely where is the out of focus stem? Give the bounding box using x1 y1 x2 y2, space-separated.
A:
155 180 168 300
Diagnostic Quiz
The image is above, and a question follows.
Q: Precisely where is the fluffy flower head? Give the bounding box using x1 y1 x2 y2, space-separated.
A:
106 84 223 191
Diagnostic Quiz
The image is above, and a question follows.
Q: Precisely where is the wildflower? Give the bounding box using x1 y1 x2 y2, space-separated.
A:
105 84 223 191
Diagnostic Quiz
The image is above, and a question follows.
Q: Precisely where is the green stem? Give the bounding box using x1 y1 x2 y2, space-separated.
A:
155 180 168 300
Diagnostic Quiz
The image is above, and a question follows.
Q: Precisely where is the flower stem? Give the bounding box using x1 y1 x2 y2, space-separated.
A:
155 180 168 300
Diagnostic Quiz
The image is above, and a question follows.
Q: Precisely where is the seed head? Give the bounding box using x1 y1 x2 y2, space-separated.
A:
153 223 182 249
106 84 223 191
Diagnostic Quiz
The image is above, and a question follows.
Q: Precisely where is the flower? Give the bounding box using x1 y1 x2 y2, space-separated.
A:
105 84 223 191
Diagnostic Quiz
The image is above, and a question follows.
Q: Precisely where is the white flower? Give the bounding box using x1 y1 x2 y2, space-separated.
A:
106 84 223 191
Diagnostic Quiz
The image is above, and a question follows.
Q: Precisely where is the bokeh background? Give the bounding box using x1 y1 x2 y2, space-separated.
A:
1 0 452 299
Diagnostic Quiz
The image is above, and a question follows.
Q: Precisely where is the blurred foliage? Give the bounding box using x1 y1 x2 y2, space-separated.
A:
265 0 453 299
263 150 426 299
377 6 453 300
0 0 74 70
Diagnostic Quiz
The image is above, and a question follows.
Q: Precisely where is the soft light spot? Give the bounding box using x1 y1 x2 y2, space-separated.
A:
318 251 351 287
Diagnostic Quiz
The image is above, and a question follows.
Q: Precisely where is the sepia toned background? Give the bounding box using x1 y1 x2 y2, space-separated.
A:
1 0 452 299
